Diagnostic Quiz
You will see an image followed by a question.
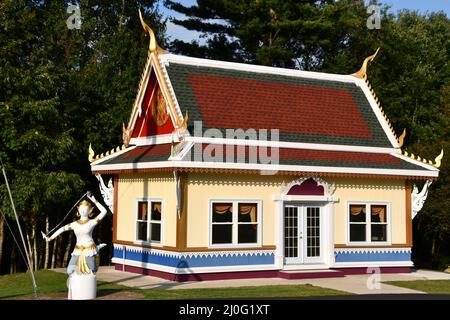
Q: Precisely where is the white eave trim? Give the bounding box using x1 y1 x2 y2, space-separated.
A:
390 152 439 172
91 160 439 177
160 53 356 83
89 145 137 166
184 136 398 154
130 134 174 146
272 194 339 202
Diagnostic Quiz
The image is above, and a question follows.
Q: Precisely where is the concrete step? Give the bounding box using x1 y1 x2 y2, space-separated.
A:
278 269 345 280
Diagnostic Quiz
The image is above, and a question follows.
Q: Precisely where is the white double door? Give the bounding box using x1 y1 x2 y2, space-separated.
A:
284 204 323 265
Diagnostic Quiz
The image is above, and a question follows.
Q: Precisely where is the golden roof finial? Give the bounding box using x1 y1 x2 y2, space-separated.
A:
434 149 444 168
139 9 157 52
398 128 407 147
88 144 95 163
351 48 380 79
180 111 189 132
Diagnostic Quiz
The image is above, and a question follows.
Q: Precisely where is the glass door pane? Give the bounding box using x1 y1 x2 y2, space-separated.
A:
284 206 302 264
306 207 320 257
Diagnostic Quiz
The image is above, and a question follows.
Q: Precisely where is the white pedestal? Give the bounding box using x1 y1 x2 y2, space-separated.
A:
68 273 97 300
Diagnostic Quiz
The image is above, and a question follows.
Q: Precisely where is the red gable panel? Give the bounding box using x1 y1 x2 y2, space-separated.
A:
132 71 175 139
188 74 372 139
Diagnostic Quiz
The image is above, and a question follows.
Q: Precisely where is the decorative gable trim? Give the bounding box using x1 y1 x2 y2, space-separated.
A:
124 13 188 145
355 77 399 148
391 152 439 172
280 176 336 197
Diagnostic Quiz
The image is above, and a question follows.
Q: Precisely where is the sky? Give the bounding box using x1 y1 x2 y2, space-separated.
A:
160 0 450 44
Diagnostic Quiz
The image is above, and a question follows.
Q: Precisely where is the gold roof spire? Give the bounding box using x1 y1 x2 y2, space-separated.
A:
434 149 444 168
351 48 380 79
138 9 166 53
398 128 407 147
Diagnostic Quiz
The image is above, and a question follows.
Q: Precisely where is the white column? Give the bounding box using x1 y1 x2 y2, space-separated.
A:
326 201 335 267
274 199 284 270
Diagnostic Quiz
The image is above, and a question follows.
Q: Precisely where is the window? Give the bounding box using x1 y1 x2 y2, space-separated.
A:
136 199 162 243
349 203 388 244
210 201 261 247
136 201 148 241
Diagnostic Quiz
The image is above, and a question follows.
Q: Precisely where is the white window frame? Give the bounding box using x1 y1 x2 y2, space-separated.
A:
346 201 391 246
134 197 164 246
209 199 263 249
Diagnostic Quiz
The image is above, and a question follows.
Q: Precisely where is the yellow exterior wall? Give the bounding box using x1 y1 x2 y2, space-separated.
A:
186 173 407 248
116 173 177 247
332 178 406 245
115 172 407 249
186 173 285 248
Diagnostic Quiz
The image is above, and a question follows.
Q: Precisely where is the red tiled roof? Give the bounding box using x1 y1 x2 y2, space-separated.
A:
100 144 172 165
121 144 171 158
278 148 399 163
188 74 372 138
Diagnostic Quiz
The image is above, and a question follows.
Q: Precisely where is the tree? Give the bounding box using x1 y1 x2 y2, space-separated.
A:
0 0 167 273
165 0 373 69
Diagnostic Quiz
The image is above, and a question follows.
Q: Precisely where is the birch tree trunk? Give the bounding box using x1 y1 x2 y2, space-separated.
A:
32 225 37 271
10 247 15 273
26 229 34 272
51 237 58 269
44 216 49 269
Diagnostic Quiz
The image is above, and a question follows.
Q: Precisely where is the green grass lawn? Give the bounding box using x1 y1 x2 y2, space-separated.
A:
385 280 450 294
0 270 350 300
0 270 68 299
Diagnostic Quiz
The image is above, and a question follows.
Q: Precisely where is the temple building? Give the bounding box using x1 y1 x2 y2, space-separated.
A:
89 12 442 281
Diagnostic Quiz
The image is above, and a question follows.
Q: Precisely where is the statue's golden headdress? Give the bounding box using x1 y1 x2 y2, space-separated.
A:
78 200 93 208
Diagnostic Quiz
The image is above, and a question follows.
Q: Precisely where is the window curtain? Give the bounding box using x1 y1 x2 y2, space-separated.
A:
239 205 257 223
371 206 386 222
138 202 148 220
213 204 232 214
350 205 366 215
152 203 161 213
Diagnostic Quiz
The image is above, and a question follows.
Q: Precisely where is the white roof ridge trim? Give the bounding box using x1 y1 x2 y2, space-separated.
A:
183 136 398 154
127 135 399 154
160 53 356 83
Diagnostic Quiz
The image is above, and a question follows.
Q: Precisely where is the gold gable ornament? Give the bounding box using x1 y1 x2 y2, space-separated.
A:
152 89 169 126
138 9 166 54
88 144 95 163
398 128 407 148
434 149 444 168
351 48 380 80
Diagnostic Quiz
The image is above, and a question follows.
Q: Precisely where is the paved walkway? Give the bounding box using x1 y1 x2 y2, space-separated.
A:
53 267 450 295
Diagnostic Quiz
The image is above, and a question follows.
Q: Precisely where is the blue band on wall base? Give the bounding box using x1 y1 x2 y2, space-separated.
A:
114 245 275 268
334 248 411 263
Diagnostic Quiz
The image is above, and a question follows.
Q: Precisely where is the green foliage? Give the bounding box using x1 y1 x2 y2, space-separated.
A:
0 0 166 272
165 0 371 69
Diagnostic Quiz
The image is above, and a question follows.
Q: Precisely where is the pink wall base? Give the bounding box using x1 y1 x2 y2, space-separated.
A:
114 264 412 282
